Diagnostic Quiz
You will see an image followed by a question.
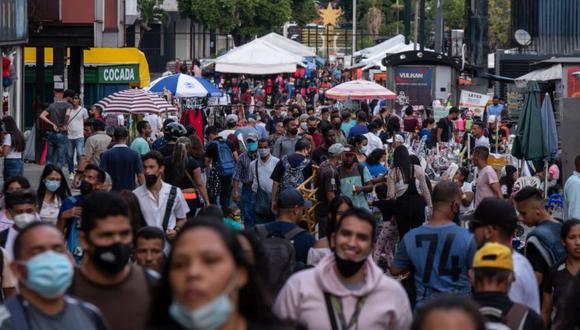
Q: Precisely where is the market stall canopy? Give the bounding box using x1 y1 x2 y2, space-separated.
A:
514 64 562 88
24 47 151 88
260 33 316 57
214 38 305 75
325 79 396 100
351 35 425 70
97 89 176 114
147 74 222 98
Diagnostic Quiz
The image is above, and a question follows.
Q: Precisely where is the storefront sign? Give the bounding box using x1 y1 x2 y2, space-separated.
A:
459 90 490 117
566 68 580 97
394 67 433 111
98 65 139 84
507 86 525 117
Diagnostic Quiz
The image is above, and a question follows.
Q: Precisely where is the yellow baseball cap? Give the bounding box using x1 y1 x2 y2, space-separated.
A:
472 242 513 271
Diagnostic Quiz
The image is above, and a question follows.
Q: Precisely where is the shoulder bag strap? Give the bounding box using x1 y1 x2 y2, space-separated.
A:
323 292 339 330
283 226 306 240
162 186 178 232
255 160 260 188
505 303 528 330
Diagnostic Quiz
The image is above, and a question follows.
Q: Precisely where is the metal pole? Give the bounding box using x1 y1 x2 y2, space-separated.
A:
419 0 425 51
434 0 443 53
352 0 357 64
414 0 419 51
404 0 411 44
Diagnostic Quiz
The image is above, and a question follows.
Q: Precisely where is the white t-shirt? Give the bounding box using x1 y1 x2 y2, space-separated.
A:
3 134 21 159
144 114 162 140
66 106 89 139
509 251 541 314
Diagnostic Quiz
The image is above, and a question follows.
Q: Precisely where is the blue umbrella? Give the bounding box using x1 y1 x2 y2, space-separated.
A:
148 73 222 98
540 93 558 160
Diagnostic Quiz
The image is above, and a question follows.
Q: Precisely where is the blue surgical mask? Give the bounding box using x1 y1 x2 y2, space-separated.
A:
169 293 233 330
169 273 237 330
361 146 368 154
247 142 258 152
44 180 61 192
19 251 73 299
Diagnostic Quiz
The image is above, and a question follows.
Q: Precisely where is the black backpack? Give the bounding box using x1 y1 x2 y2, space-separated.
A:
253 224 305 294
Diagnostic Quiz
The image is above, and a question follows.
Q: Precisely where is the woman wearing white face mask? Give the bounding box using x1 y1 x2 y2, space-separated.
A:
148 220 291 330
36 164 71 225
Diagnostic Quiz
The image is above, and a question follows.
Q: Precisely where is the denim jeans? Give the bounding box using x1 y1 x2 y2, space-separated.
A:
239 185 255 228
4 158 23 179
46 132 68 169
68 137 84 173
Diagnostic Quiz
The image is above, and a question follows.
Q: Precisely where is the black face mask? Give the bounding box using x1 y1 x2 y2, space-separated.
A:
288 128 298 136
334 252 366 278
79 180 94 196
90 242 132 275
145 174 158 187
308 127 317 134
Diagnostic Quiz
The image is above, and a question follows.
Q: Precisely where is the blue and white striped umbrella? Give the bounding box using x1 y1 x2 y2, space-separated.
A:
148 73 222 98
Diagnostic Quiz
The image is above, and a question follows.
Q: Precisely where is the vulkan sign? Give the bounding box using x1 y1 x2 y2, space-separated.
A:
98 65 139 84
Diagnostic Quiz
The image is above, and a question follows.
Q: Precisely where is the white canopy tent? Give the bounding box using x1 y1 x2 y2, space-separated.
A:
260 32 316 57
351 35 425 70
214 38 305 75
514 64 562 88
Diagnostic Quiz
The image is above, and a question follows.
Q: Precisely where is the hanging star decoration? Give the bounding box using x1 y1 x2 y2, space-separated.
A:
319 3 343 27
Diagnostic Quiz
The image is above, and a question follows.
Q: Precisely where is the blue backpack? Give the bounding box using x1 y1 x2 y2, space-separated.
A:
212 140 235 176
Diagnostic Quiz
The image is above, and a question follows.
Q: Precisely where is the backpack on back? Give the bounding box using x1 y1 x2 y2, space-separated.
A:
479 304 528 330
281 155 309 190
253 224 305 294
212 140 235 176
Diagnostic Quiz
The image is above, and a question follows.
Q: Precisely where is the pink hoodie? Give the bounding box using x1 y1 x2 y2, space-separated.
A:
274 254 412 330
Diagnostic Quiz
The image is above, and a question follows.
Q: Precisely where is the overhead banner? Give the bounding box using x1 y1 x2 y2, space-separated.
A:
459 90 490 117
394 67 433 111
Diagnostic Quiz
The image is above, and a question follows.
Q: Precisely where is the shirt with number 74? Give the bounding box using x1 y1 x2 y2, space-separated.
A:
393 223 477 304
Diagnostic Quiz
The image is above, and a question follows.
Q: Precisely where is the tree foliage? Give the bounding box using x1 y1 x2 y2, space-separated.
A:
137 0 169 30
488 0 511 50
177 0 317 44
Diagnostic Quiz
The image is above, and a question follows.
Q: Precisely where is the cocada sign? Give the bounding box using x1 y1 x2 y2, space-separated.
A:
98 65 139 84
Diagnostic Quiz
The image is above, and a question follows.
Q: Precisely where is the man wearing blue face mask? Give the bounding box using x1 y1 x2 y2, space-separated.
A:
0 222 108 329
233 133 259 227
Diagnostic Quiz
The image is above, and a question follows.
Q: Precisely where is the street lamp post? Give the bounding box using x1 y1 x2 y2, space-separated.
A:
352 0 356 65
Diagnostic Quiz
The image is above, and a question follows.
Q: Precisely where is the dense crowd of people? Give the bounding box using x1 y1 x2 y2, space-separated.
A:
0 67 578 330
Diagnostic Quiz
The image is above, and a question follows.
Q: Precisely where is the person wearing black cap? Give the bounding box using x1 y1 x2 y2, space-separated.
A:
467 198 540 314
100 127 144 191
158 122 187 157
260 188 315 264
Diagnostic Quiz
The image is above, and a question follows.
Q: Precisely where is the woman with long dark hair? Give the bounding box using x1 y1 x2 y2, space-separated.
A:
163 137 209 217
147 220 287 329
37 164 70 225
541 219 580 328
2 116 25 179
386 145 432 238
500 165 518 198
